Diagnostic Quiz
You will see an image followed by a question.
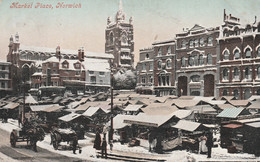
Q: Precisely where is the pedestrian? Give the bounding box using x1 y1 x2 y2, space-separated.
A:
93 130 101 150
101 134 107 158
206 131 213 158
199 133 207 154
72 136 78 154
109 140 113 151
148 131 153 152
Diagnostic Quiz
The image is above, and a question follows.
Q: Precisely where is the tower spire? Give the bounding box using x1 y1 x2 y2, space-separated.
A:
119 0 123 11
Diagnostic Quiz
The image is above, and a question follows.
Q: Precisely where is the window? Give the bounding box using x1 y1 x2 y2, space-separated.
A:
233 67 239 80
200 38 205 47
167 46 171 54
141 76 146 83
223 68 229 80
1 82 5 88
62 63 68 68
142 63 146 70
109 32 114 45
257 66 260 78
224 51 229 60
199 55 204 65
234 50 240 59
158 47 162 56
194 39 199 47
181 57 185 67
89 71 94 74
244 89 251 99
223 89 228 96
181 40 186 48
207 54 212 65
188 56 194 66
76 71 80 75
191 75 200 82
121 35 128 46
157 61 162 69
245 48 251 58
149 63 153 70
208 37 213 46
166 60 171 68
1 66 5 70
149 76 153 83
189 40 194 48
257 47 260 57
233 89 239 99
194 55 199 66
99 72 105 76
75 63 80 68
90 76 96 83
146 53 149 59
245 67 251 79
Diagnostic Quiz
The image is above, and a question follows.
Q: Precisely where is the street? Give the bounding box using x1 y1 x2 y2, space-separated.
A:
0 128 84 162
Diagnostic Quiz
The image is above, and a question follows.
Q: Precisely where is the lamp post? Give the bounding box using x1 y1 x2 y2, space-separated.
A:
109 60 115 142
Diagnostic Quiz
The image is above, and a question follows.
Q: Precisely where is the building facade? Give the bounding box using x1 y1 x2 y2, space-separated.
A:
175 24 220 97
105 0 134 70
217 11 260 99
0 60 12 96
153 39 176 96
136 47 154 94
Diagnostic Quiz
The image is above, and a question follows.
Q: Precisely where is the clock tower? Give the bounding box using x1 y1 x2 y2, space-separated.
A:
105 0 134 70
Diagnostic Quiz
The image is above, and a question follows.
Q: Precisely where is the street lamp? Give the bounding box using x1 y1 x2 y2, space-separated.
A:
109 60 115 142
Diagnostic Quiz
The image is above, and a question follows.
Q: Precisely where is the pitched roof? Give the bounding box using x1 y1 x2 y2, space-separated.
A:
226 100 251 107
248 95 260 101
215 103 236 110
82 107 106 117
111 114 132 129
141 104 178 115
74 102 101 111
2 102 19 109
246 122 260 128
247 100 260 109
187 105 216 113
58 113 82 122
172 110 193 119
25 95 38 104
172 120 202 132
30 104 58 112
43 105 64 112
124 105 143 112
172 99 201 109
217 108 245 118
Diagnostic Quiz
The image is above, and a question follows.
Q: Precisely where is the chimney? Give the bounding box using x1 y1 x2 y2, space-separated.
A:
56 46 61 61
78 47 84 62
224 9 226 22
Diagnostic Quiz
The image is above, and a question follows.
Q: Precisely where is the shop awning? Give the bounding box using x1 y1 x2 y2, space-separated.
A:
223 124 243 129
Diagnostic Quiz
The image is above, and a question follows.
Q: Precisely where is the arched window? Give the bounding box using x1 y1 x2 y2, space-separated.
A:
207 54 212 64
233 89 239 99
199 55 204 65
194 55 199 66
181 40 186 49
233 67 239 80
167 46 171 54
257 89 260 95
234 50 240 59
109 32 114 45
245 48 252 58
223 89 228 96
142 63 146 71
245 67 251 79
194 39 199 47
223 68 229 80
257 47 260 57
181 57 185 67
257 66 260 78
191 75 200 82
244 89 251 99
166 60 171 68
188 56 194 66
224 50 229 60
157 60 162 69
158 47 162 56
200 38 205 47
208 37 213 46
189 40 194 48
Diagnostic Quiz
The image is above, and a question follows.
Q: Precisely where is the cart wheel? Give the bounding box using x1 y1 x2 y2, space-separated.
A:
10 132 16 148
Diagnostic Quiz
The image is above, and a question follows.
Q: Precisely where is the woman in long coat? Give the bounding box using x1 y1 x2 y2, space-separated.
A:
93 130 101 150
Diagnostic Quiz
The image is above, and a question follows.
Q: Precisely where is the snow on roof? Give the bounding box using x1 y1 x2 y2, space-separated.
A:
2 102 19 109
30 104 54 112
172 110 193 119
43 104 64 112
59 113 82 122
67 101 81 109
83 58 110 72
25 95 38 104
215 103 236 110
226 100 251 107
187 105 216 113
247 100 260 109
142 104 178 115
217 108 245 118
32 72 43 76
246 122 260 128
124 104 143 112
111 114 132 129
82 106 106 117
248 95 260 101
124 111 176 127
172 120 202 132
172 99 201 109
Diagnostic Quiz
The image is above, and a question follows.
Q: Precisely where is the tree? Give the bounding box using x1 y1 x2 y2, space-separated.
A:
113 69 136 90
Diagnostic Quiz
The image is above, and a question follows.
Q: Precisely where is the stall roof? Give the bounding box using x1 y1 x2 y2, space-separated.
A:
30 104 55 112
111 114 133 129
226 100 251 107
79 97 90 104
172 110 193 119
187 105 216 113
246 122 260 128
248 95 260 101
82 107 106 117
213 96 236 101
172 99 201 109
223 124 243 129
59 113 82 122
25 95 38 104
2 102 19 109
178 96 195 100
232 118 260 124
208 100 226 106
172 120 201 132
247 100 260 109
124 112 176 127
75 102 101 111
67 101 81 109
192 96 214 102
215 104 236 110
43 105 64 112
217 108 244 118
141 104 178 115
124 105 143 112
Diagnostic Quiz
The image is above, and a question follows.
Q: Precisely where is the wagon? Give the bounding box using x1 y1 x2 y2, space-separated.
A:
10 126 45 152
51 128 82 153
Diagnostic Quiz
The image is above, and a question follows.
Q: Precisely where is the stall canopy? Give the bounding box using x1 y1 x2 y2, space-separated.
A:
171 99 202 109
226 100 251 107
247 100 260 110
43 105 64 112
172 120 203 132
246 122 260 128
82 107 106 117
141 104 178 115
30 104 55 112
187 105 217 114
217 108 246 118
124 105 144 112
2 102 19 109
109 114 133 129
58 113 83 122
223 124 243 129
25 95 38 104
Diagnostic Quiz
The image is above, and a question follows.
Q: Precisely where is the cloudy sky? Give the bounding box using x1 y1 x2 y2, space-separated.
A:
0 0 259 63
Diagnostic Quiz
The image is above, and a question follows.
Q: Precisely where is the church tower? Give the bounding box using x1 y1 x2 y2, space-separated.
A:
105 0 134 70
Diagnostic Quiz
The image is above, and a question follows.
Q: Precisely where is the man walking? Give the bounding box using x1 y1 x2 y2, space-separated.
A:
101 134 107 158
206 131 213 158
72 136 78 154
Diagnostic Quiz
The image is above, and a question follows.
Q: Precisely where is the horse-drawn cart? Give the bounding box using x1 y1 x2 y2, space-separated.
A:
51 128 82 153
10 125 45 152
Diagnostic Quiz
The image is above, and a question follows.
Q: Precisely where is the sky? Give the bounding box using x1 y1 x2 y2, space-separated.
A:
0 0 259 64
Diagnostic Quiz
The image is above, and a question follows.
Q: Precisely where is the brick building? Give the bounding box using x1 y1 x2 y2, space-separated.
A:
153 39 176 96
136 47 154 94
0 60 12 96
105 0 134 70
175 24 220 97
217 11 260 99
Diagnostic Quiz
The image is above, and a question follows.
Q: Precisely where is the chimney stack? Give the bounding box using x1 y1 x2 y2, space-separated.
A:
56 46 61 61
78 47 84 62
